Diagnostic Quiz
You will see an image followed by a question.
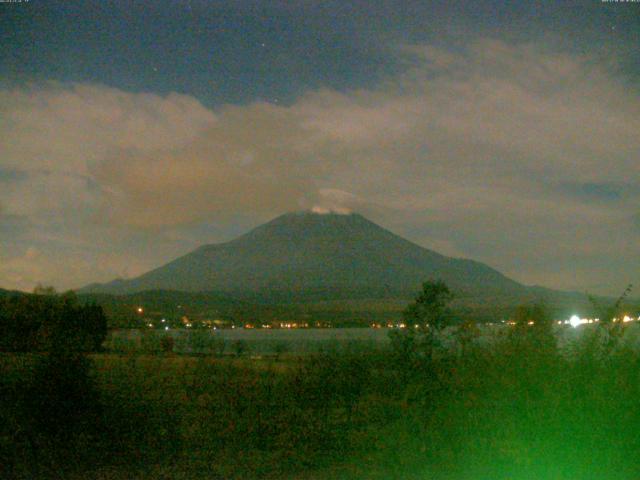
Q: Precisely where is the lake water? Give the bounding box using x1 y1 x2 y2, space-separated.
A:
106 323 640 355
107 327 391 355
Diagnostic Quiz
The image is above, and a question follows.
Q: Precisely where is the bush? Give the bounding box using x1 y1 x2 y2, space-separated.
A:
160 335 175 354
232 339 249 357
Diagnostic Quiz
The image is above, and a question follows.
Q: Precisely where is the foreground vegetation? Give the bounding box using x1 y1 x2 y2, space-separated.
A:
1 322 640 479
1 283 638 479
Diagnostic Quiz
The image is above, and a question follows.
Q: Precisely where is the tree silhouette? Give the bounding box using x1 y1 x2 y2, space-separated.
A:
390 280 454 364
403 280 454 331
0 289 107 353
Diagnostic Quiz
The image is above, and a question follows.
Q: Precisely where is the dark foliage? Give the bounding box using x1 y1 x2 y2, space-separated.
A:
160 335 175 353
390 280 455 365
0 290 107 353
1 282 639 479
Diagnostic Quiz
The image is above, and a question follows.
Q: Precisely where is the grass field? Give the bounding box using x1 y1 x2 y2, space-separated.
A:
2 324 640 479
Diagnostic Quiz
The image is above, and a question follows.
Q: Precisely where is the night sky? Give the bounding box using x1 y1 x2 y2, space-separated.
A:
1 0 638 295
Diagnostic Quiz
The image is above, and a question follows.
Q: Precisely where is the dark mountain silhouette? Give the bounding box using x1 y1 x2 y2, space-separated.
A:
81 211 528 302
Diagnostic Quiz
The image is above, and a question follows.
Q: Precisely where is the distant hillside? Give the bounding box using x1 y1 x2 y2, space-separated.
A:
79 289 247 312
77 289 256 328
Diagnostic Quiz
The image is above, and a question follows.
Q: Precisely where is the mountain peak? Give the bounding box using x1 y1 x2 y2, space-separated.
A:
237 210 382 243
310 206 353 215
275 209 360 220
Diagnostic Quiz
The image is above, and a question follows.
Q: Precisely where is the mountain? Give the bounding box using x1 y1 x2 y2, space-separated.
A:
82 211 528 302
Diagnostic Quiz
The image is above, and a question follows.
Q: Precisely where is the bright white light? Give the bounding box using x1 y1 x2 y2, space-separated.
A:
569 315 582 328
164 326 169 331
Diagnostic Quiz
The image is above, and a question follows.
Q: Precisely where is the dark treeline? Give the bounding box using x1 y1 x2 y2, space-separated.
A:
0 282 639 479
0 288 107 353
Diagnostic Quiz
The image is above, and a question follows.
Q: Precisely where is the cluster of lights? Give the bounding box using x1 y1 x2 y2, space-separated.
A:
500 315 639 329
370 323 397 329
136 302 639 332
277 322 308 329
569 315 594 328
393 323 427 329
566 314 639 328
143 311 229 330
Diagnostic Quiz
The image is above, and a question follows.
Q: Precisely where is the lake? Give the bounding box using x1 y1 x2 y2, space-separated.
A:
106 322 640 355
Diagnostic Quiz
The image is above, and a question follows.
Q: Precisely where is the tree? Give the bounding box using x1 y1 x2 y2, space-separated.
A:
513 304 531 332
43 292 108 353
588 284 633 348
77 304 108 352
403 280 454 331
529 303 554 340
455 319 480 356
588 284 633 326
390 280 455 363
509 302 556 353
0 290 107 353
33 284 57 296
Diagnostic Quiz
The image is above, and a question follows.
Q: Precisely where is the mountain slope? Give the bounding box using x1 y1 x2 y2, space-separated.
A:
82 211 526 301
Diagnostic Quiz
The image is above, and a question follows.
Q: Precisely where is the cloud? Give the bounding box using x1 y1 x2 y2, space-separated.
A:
0 40 638 294
311 189 360 214
559 181 638 203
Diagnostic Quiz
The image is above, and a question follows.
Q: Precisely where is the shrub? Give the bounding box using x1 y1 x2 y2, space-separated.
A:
160 335 174 354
